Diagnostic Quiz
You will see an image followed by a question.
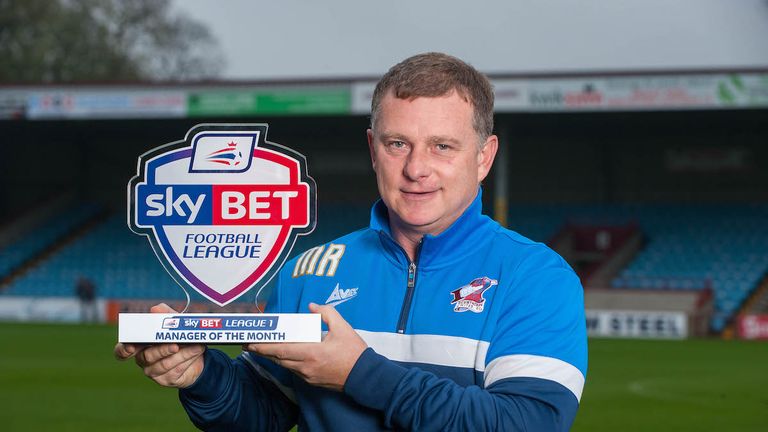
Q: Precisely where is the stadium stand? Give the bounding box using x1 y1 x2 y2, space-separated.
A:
1 215 171 300
610 205 768 332
0 203 370 304
0 202 102 282
2 200 765 333
0 193 74 250
508 203 768 332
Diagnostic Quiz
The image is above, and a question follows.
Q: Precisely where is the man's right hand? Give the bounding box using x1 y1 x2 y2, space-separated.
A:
113 303 206 388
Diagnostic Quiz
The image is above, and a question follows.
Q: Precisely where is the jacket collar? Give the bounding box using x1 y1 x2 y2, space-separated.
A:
369 188 497 269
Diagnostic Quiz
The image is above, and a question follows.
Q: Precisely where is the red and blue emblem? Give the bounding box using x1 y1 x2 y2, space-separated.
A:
128 124 316 306
450 276 498 313
205 141 244 166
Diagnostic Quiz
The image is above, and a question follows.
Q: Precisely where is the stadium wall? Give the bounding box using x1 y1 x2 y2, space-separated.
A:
585 288 713 338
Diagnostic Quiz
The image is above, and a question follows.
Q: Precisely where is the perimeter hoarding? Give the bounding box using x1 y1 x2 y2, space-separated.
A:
4 72 767 121
586 309 689 339
187 87 351 116
26 91 186 119
737 314 768 340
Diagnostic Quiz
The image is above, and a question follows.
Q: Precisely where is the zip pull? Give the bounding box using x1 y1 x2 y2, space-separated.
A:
407 262 416 288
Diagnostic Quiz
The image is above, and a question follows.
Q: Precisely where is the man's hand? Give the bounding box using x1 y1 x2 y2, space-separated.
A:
114 303 206 389
245 303 368 392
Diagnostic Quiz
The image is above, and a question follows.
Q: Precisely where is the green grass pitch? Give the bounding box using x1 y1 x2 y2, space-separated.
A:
0 323 766 431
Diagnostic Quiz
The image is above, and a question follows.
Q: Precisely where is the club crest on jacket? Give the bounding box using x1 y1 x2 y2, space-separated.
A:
450 276 498 313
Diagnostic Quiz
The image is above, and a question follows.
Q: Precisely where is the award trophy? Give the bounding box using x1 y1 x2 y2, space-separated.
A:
119 124 320 343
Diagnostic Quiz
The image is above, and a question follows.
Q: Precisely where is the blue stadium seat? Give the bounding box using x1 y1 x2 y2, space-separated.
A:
0 203 101 278
2 203 371 304
4 202 766 333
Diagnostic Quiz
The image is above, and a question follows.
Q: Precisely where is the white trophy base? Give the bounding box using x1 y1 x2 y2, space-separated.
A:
119 313 321 344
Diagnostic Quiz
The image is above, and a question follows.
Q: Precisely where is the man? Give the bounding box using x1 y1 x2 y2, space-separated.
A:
115 52 587 431
75 275 97 323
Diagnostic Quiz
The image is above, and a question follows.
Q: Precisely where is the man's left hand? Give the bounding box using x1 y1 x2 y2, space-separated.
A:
245 303 368 392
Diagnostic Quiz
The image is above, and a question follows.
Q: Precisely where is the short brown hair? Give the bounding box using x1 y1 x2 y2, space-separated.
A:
370 52 494 141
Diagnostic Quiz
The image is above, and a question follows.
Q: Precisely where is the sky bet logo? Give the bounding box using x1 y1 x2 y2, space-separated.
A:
129 124 316 306
161 316 279 331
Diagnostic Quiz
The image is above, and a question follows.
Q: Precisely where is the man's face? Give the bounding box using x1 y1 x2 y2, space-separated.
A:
367 90 497 237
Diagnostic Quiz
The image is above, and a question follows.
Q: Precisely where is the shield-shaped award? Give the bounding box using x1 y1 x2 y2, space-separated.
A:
118 124 320 343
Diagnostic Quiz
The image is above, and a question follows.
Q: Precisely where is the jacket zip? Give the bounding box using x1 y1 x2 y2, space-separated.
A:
396 252 420 333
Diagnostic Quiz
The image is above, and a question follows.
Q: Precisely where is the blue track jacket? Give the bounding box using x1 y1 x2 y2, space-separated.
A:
180 190 588 431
